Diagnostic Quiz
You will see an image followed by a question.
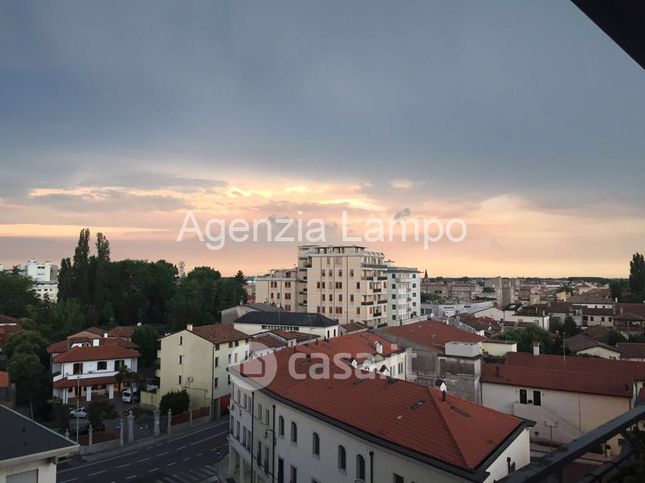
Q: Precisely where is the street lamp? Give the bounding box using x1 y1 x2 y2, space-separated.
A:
74 370 94 442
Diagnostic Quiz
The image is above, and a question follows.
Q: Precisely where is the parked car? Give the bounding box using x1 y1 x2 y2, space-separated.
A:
78 421 105 435
68 407 87 418
121 388 139 403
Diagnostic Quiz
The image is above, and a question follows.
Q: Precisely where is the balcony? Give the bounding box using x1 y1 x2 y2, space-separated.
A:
361 301 374 306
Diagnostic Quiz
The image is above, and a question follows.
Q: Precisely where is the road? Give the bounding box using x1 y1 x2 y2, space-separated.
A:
57 419 229 483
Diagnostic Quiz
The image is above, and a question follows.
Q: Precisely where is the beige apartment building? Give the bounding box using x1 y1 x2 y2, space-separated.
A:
254 268 299 312
157 323 250 418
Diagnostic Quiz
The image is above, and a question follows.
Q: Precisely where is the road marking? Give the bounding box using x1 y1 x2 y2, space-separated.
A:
146 446 154 449
137 457 151 462
88 470 106 476
182 457 191 461
57 450 140 473
177 445 186 450
125 476 137 480
166 462 176 467
197 452 203 456
149 467 159 472
167 420 228 443
189 430 228 446
60 479 77 483
116 463 131 469
157 451 169 457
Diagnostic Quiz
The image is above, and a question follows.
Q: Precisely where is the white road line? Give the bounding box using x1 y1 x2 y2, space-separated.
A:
146 446 154 449
137 457 151 462
88 470 106 476
60 479 78 483
166 462 176 467
157 451 169 457
116 463 131 469
196 453 203 457
177 445 186 450
189 430 227 446
57 450 140 473
125 475 137 480
167 420 228 443
149 467 159 472
182 457 191 461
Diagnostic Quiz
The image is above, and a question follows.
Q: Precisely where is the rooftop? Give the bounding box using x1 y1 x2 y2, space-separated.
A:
191 324 249 345
107 325 136 338
232 350 526 476
0 405 78 463
235 311 338 328
382 320 485 350
293 332 402 363
0 371 8 388
52 345 140 363
564 334 620 354
617 343 645 360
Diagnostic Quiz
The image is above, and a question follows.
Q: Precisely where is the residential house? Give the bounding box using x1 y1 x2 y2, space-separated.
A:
481 351 645 454
158 323 250 418
228 349 531 483
0 371 15 408
379 320 486 402
617 343 645 361
0 405 78 483
564 334 621 359
0 315 21 355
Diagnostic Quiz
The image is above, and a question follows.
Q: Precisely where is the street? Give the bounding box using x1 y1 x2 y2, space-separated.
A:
57 418 229 483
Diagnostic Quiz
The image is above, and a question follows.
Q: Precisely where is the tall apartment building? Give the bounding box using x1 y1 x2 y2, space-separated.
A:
384 262 421 325
486 277 520 307
255 245 389 327
14 259 59 301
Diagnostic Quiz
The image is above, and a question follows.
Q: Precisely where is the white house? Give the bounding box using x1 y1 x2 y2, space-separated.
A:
481 351 645 455
228 349 531 483
52 342 140 404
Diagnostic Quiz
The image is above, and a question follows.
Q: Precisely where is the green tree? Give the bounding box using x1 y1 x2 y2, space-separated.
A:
562 316 580 337
57 257 74 302
497 326 556 354
131 325 160 368
0 271 38 318
610 281 624 301
159 390 190 415
93 232 111 315
8 353 45 416
72 228 91 305
629 253 645 296
5 330 48 364
87 400 118 427
35 299 86 341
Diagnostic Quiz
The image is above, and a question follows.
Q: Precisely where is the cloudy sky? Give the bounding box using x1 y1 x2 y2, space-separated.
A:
1 0 643 277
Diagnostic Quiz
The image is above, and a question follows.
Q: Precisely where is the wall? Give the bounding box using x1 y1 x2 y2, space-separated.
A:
481 340 517 357
576 346 620 359
233 322 335 339
0 459 57 483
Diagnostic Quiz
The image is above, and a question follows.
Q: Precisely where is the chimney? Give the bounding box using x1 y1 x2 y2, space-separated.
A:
532 341 540 356
92 338 99 347
103 332 108 338
374 341 383 355
187 323 193 332
440 381 447 402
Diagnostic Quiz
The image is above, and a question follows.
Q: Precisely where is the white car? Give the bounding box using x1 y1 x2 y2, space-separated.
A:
68 407 87 418
121 388 139 403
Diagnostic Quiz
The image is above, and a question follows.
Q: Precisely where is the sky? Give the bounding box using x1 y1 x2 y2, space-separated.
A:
0 0 644 277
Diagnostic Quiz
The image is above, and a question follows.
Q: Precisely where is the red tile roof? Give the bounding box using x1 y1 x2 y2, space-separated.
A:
251 335 287 350
382 320 485 350
0 371 9 388
0 315 19 324
481 364 633 398
269 329 317 342
52 345 140 363
53 375 117 389
232 350 524 474
47 340 69 354
0 321 22 347
617 343 645 360
190 324 249 345
294 332 402 362
107 326 135 338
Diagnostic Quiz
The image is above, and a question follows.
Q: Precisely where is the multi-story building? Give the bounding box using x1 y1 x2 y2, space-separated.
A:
384 262 421 325
158 323 250 418
485 277 520 307
51 341 140 404
254 269 299 312
228 349 532 483
15 259 59 301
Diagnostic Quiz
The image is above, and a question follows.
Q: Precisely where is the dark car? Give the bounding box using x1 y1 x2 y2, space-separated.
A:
78 422 106 435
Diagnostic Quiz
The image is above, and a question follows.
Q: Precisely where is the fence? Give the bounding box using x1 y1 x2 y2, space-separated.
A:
171 406 210 425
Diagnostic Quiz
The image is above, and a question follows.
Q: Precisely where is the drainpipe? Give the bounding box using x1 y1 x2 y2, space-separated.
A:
272 404 276 483
250 391 255 483
369 450 374 483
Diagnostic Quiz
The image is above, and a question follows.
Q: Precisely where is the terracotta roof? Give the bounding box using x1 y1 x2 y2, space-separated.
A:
0 315 19 324
52 345 140 363
251 335 287 350
47 340 69 354
482 363 633 398
53 375 117 389
505 352 645 381
339 321 368 333
232 350 525 474
458 314 501 333
0 371 8 388
0 321 22 347
582 325 612 342
191 324 249 345
613 312 645 322
616 303 645 318
100 337 139 349
294 332 402 363
85 326 106 336
107 326 135 338
382 320 485 350
617 343 645 360
269 329 317 342
582 307 614 316
565 334 619 354
47 336 138 355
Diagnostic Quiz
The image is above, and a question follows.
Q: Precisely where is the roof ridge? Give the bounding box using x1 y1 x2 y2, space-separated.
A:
425 386 469 469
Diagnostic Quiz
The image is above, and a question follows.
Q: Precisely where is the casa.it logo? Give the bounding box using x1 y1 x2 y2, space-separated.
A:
235 342 278 391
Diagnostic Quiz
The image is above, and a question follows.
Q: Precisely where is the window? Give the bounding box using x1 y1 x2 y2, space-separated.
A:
97 361 107 371
278 416 285 437
291 421 298 444
73 362 83 374
356 282 360 289
179 336 183 345
312 432 320 457
228 374 231 384
519 389 527 404
214 377 218 388
278 458 284 483
256 441 262 465
393 475 404 483
356 455 366 481
265 409 270 425
178 375 182 385
350 294 354 302
290 465 297 483
258 403 263 418
338 445 346 472
179 355 183 364
215 356 219 367
533 390 542 406
215 343 220 351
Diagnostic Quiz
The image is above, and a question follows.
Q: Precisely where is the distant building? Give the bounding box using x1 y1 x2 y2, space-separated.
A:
0 315 22 355
0 405 78 482
421 300 495 319
384 262 421 325
564 334 621 359
233 311 340 339
0 371 16 408
16 259 59 301
221 302 282 325
229 349 532 483
485 277 520 307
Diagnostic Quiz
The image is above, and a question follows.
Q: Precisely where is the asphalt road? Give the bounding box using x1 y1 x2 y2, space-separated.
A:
57 419 229 483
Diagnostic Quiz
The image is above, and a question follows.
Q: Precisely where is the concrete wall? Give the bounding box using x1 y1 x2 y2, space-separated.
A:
481 340 517 357
0 459 57 483
576 346 621 359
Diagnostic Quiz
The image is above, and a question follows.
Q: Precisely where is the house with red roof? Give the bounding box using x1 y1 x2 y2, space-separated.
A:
481 350 645 454
0 371 15 408
51 338 140 404
379 320 486 402
0 315 22 353
227 349 532 483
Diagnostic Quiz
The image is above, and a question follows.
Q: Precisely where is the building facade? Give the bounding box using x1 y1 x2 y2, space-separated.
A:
384 263 421 325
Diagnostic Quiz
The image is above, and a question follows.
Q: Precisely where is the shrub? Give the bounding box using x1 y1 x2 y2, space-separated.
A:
159 390 190 416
